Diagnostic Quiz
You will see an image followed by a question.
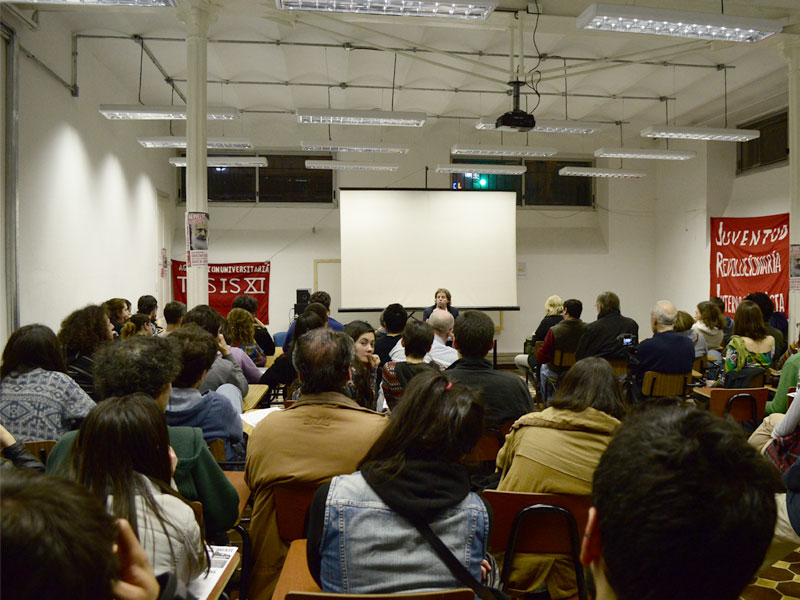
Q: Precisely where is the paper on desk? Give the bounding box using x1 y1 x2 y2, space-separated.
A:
789 392 797 398
187 545 238 600
241 407 282 429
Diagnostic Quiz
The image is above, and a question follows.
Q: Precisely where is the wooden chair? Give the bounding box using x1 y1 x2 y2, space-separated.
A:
692 355 707 378
553 350 576 369
22 440 56 464
287 590 474 600
465 420 514 465
274 482 322 543
708 387 769 424
482 490 590 600
208 438 226 462
640 372 692 397
189 500 204 530
265 346 284 369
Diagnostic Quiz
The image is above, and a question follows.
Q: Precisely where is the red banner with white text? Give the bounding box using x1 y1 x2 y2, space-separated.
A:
710 214 789 317
171 260 270 324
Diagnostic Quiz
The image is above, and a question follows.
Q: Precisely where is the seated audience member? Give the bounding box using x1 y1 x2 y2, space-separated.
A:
137 294 161 335
767 460 800 567
765 349 800 415
390 308 458 367
711 296 735 341
103 297 132 337
447 311 533 428
344 321 381 410
159 301 186 337
46 335 239 542
227 307 267 369
634 301 694 399
232 294 276 356
776 333 800 371
497 357 625 599
0 324 95 442
746 292 786 362
245 328 387 600
282 290 344 352
674 310 708 359
422 287 459 321
581 405 778 600
1 469 161 600
575 291 638 361
381 319 439 411
514 295 563 376
712 299 774 388
0 423 45 472
375 303 407 368
167 325 245 460
58 304 115 400
259 312 324 398
750 392 800 473
183 304 248 397
536 298 585 403
73 394 207 590
693 300 725 358
120 313 154 340
307 371 488 594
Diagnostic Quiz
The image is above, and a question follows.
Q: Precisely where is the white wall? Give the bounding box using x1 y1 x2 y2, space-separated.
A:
6 13 175 339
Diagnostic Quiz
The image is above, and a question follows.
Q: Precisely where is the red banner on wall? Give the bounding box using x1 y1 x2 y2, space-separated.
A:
710 214 789 317
171 260 270 324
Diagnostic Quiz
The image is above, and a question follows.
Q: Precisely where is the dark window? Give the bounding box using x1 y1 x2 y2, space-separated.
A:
259 155 333 203
525 159 593 207
177 154 334 203
737 111 788 174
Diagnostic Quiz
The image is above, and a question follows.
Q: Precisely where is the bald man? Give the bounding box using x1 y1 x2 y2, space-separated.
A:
634 300 694 398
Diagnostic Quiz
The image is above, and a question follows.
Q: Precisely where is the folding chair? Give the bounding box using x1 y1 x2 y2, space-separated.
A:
640 371 692 397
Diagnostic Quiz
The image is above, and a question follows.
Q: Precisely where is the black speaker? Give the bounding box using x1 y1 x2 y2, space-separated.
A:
297 289 311 304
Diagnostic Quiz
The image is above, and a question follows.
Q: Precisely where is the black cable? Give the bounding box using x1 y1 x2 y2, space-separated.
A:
526 0 542 115
391 54 397 111
138 40 145 105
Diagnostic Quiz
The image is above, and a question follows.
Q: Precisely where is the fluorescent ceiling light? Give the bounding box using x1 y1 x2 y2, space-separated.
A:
276 0 496 19
436 164 527 175
475 117 601 134
305 160 400 171
20 0 176 4
169 157 267 168
297 108 426 127
451 144 557 158
640 125 759 142
138 137 253 149
559 166 646 178
577 3 782 43
99 105 239 120
594 147 696 160
301 140 409 154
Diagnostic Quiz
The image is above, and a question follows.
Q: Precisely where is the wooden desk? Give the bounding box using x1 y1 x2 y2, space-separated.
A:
692 385 711 400
243 384 269 412
223 470 250 524
187 549 240 600
273 539 321 600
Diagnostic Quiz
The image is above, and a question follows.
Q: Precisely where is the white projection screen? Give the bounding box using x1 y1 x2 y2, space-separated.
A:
339 190 518 311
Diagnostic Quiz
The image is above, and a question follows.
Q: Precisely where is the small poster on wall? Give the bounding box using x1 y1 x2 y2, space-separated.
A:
791 245 800 291
160 248 167 278
186 211 209 267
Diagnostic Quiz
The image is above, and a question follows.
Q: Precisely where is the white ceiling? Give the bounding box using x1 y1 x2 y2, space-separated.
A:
5 0 800 144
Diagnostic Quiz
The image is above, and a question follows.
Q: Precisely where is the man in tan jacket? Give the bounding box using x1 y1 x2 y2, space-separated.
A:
245 328 387 600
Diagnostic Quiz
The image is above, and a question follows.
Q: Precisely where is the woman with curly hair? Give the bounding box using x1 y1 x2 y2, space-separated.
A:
227 308 267 367
58 305 115 401
102 297 131 337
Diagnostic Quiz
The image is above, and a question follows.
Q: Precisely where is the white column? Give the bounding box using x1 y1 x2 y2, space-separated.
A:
177 0 219 307
782 39 800 337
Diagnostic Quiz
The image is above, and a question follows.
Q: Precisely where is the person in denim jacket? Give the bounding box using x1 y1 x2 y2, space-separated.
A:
306 370 491 594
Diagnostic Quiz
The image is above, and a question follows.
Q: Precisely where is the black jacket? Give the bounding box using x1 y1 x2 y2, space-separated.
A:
575 309 639 361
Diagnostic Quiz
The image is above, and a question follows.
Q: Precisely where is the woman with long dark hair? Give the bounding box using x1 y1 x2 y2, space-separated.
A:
58 304 114 401
712 300 774 387
496 356 626 599
0 324 95 442
306 370 489 593
343 320 380 410
72 394 207 590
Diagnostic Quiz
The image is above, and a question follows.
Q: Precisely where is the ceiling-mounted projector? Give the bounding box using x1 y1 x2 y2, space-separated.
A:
496 109 536 132
495 81 535 132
